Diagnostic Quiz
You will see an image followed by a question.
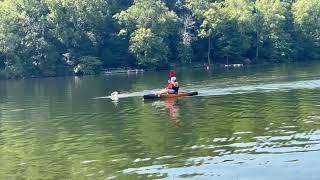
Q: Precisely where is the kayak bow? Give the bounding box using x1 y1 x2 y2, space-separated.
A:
143 91 198 99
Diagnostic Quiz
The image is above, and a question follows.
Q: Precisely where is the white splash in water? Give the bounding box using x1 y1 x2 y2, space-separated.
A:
191 79 320 96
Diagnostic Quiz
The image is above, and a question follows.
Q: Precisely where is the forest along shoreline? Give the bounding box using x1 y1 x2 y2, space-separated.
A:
0 0 319 79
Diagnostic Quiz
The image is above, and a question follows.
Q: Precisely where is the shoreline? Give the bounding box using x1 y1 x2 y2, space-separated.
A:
0 60 318 80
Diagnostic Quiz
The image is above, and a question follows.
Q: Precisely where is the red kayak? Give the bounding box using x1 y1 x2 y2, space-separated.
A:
143 91 198 99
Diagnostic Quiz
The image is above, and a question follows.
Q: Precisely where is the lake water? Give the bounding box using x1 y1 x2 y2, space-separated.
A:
1 62 320 179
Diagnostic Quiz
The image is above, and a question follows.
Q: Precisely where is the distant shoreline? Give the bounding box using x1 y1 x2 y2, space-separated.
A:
1 60 318 80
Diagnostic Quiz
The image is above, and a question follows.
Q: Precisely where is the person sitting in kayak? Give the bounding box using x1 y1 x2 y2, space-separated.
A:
167 70 175 85
166 77 179 94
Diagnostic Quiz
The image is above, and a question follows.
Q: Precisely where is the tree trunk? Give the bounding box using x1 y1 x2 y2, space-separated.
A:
256 31 259 62
208 37 212 65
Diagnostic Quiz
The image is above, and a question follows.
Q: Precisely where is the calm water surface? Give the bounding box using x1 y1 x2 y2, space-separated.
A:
1 62 320 179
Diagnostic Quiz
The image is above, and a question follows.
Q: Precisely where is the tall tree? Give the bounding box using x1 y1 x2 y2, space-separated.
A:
115 0 180 68
178 15 196 64
254 0 294 62
188 0 254 64
292 0 320 59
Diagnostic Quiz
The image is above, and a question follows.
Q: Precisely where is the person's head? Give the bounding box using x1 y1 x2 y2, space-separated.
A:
171 76 177 82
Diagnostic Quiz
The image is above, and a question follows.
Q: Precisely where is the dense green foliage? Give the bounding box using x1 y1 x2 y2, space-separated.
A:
0 0 319 78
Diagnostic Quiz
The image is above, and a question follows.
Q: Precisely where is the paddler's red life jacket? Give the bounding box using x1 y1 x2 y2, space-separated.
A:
167 82 179 93
167 82 174 89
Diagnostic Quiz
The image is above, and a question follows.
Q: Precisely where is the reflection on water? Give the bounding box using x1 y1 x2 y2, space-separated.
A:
1 62 320 179
150 99 181 127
